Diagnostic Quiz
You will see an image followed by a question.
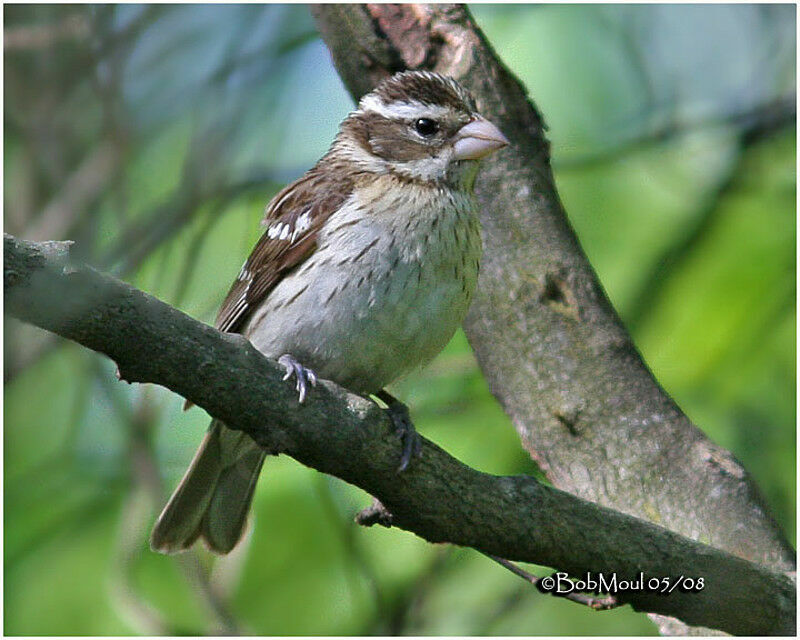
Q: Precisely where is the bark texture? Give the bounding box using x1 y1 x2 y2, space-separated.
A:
4 233 796 635
312 4 795 635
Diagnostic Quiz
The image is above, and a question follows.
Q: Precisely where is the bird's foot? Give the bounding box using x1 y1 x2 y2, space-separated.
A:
378 390 422 472
278 354 317 404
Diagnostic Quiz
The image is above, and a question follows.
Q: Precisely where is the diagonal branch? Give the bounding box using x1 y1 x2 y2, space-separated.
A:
4 233 795 635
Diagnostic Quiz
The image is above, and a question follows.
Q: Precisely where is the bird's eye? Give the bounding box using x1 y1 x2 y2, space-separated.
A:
414 118 439 138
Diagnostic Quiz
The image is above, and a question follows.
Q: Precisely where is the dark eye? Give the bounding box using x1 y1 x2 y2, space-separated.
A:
414 118 439 138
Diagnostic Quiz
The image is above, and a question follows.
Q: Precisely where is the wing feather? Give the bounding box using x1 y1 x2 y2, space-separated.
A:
214 169 352 334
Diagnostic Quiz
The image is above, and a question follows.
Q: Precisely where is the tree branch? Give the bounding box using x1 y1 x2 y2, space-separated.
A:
4 232 796 635
554 94 795 170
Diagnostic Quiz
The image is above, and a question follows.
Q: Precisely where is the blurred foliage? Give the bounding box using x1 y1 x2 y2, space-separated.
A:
4 4 795 636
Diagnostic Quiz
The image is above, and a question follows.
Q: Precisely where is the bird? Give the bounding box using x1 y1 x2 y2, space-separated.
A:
150 70 509 554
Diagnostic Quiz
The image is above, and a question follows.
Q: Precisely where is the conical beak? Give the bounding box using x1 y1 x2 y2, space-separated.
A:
453 117 509 160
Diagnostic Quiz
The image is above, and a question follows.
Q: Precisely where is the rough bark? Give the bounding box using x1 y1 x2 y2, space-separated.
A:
311 3 795 635
4 233 796 635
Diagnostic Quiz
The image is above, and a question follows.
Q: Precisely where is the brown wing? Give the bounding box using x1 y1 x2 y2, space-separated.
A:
214 168 352 335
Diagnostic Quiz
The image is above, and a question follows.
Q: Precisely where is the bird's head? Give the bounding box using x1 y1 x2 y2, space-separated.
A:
336 71 509 188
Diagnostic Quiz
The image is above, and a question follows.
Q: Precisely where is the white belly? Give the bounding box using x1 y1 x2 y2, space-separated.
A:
243 186 481 394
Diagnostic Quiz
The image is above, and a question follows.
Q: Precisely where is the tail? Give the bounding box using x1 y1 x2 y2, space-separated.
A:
151 419 267 554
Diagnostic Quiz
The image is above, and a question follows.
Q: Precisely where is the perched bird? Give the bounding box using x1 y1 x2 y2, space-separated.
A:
151 70 508 554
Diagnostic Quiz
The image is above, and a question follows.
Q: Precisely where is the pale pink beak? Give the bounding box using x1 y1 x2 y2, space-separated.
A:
453 117 509 160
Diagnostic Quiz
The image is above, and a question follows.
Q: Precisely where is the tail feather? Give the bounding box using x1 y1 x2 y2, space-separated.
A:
200 438 266 553
151 420 266 554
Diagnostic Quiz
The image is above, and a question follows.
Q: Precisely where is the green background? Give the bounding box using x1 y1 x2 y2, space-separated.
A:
4 4 795 635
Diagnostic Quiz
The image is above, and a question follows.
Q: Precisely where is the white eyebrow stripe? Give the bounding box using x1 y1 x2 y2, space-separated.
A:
358 95 453 121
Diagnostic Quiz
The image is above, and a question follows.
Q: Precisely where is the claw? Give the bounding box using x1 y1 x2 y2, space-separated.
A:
278 354 317 404
384 400 421 472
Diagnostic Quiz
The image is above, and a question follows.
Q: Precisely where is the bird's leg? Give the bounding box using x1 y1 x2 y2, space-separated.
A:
278 354 317 404
376 389 422 472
